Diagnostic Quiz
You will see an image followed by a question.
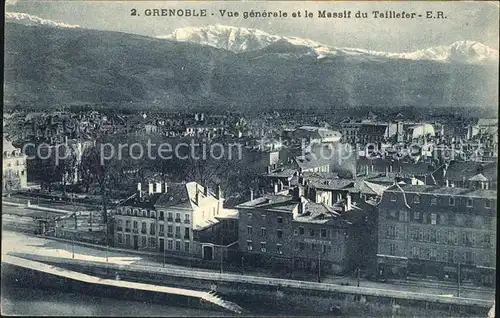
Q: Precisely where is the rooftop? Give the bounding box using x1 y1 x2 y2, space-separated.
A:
236 194 298 213
386 184 497 199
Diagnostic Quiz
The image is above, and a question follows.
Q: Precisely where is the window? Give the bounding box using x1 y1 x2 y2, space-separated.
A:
276 244 283 255
483 234 491 246
184 228 190 239
150 224 155 235
149 237 156 248
309 229 315 237
141 236 147 248
125 234 131 246
294 228 299 236
299 242 305 250
321 229 327 238
133 221 138 229
449 197 455 206
260 242 267 253
247 226 253 235
175 226 180 237
430 213 437 225
159 224 164 235
447 250 454 263
277 216 283 224
311 243 316 251
389 243 396 255
175 213 181 222
247 212 252 219
125 220 131 231
116 220 123 232
430 229 436 242
167 212 173 221
247 240 253 251
184 242 190 252
175 241 181 251
299 227 304 235
466 198 473 207
485 200 491 209
184 214 190 223
399 210 408 222
167 225 173 234
411 246 418 258
413 211 420 220
413 195 420 204
141 222 147 234
117 233 123 244
277 229 283 239
159 211 164 220
440 214 447 225
418 228 423 241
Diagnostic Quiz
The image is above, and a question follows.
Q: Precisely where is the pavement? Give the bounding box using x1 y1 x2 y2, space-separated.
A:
2 203 496 302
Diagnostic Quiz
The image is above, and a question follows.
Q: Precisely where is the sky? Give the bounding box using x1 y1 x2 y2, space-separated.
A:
5 1 500 52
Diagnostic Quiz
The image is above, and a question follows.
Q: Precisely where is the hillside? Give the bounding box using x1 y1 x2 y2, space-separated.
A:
4 21 498 112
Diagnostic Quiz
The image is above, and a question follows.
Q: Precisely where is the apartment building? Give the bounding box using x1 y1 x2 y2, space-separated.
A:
3 137 28 191
236 187 357 275
113 181 235 260
377 184 496 286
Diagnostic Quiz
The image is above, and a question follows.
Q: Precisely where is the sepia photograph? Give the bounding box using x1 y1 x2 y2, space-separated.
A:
2 1 498 317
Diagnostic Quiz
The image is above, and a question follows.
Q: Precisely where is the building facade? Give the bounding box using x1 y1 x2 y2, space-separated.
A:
377 184 496 286
3 137 28 191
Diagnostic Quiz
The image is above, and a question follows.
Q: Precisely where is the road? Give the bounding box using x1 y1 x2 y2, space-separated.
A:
2 204 496 302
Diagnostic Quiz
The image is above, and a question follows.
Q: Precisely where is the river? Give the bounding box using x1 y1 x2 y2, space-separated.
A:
2 286 230 317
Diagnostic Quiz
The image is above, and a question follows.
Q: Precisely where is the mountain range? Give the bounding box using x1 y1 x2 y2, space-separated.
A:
4 13 499 113
159 24 499 65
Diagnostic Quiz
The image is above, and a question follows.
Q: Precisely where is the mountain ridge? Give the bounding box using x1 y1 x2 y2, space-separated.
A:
159 24 499 65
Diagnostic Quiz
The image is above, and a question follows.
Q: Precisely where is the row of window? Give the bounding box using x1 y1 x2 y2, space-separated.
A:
385 225 493 248
246 225 336 240
246 213 284 224
117 209 191 223
390 194 492 209
387 210 492 227
386 243 492 267
5 159 25 167
245 240 343 256
117 221 190 239
116 234 190 252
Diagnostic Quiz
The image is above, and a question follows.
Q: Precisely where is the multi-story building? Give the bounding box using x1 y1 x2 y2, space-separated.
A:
236 188 360 275
113 181 237 260
3 137 28 191
377 184 496 286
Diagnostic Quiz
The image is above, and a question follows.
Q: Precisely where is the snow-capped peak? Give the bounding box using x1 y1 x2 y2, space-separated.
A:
6 12 80 29
158 25 499 64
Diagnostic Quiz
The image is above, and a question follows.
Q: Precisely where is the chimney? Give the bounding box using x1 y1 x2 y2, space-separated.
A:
155 182 162 193
204 184 208 197
278 180 283 192
137 182 142 198
365 165 369 175
345 193 352 211
163 182 168 193
385 166 389 176
273 182 279 194
216 184 222 200
445 179 449 187
250 189 254 201
267 166 271 174
399 166 402 173
298 199 306 215
148 183 154 195
389 165 393 173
